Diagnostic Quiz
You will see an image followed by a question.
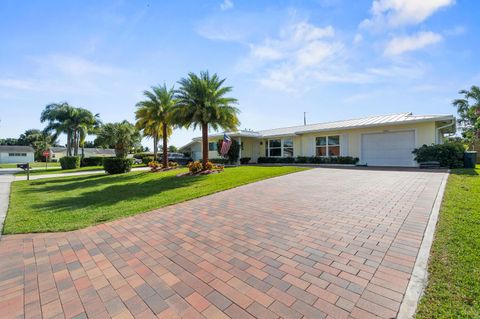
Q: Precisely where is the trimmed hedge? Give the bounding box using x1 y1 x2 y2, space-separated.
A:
141 156 155 165
60 156 80 169
103 157 133 174
240 157 251 164
81 156 105 167
210 158 229 164
257 156 359 165
412 143 465 168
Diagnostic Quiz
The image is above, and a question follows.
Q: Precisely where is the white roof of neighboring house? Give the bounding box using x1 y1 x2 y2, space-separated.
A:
179 112 455 148
0 145 35 153
50 147 115 155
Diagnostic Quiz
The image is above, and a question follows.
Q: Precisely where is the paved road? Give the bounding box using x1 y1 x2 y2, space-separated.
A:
0 168 447 318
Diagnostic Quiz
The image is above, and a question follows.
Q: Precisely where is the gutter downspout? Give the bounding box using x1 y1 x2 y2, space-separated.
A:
435 119 455 144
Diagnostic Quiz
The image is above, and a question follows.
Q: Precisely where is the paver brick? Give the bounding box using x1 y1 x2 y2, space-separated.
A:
0 168 446 318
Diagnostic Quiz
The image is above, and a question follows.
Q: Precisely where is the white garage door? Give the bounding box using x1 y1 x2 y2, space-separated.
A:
361 131 415 167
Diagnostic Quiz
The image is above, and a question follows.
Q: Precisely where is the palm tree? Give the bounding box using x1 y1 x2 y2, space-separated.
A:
95 121 142 158
135 84 175 167
71 108 101 157
174 71 240 166
41 102 76 156
453 85 480 148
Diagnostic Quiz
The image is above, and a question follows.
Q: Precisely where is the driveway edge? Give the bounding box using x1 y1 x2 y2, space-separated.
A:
397 172 449 319
0 174 14 238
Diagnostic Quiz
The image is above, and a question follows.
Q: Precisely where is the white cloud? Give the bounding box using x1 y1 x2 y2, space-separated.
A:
220 0 234 11
361 0 454 29
239 21 356 91
34 54 120 77
384 31 442 56
0 79 35 90
354 33 363 44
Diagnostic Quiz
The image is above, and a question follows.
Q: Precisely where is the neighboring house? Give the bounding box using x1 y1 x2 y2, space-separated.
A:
49 147 116 161
179 112 456 167
0 145 35 164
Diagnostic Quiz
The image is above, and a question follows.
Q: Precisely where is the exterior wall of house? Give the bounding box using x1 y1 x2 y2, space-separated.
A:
299 121 436 159
0 152 34 163
186 121 439 164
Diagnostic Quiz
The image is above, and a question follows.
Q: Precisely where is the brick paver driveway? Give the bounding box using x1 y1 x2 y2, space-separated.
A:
0 168 447 319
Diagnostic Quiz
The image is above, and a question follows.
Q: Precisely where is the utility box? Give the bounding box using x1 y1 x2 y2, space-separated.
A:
464 151 477 169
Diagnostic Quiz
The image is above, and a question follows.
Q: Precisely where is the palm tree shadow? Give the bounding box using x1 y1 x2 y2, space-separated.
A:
29 172 149 193
31 172 201 213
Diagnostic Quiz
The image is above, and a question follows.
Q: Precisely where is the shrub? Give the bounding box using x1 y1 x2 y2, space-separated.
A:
188 161 203 173
168 161 179 168
81 156 105 167
60 156 80 169
257 156 359 165
210 158 229 164
203 161 214 170
103 157 133 174
412 143 465 168
240 157 251 164
142 156 155 165
148 161 162 171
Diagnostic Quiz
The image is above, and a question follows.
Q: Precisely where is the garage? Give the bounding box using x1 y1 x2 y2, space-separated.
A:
361 130 416 167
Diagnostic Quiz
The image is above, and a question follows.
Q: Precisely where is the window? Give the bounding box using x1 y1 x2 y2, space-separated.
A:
283 138 294 157
8 153 27 157
316 135 340 157
208 142 217 151
267 138 294 157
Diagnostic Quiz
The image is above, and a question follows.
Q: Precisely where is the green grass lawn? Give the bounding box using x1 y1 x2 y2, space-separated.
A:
4 166 307 234
14 163 146 176
416 165 480 318
0 162 61 169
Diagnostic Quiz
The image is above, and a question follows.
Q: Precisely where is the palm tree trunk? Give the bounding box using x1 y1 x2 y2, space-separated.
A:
66 130 71 156
162 124 168 168
153 135 158 162
202 122 209 167
73 129 78 156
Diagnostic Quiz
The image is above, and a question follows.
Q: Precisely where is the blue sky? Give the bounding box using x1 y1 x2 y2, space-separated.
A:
0 0 479 148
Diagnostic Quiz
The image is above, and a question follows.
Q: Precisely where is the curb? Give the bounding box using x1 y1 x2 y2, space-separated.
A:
397 172 449 318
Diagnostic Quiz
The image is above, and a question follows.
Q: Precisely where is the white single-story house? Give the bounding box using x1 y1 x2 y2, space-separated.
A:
49 147 116 161
0 145 35 164
179 112 456 167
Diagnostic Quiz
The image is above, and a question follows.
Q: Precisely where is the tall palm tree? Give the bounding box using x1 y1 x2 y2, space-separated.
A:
71 108 101 157
174 71 240 166
453 85 480 148
95 121 142 158
41 102 76 156
135 84 175 167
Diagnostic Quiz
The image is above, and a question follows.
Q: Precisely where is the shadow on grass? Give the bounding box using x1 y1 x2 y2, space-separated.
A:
451 168 479 176
30 172 201 213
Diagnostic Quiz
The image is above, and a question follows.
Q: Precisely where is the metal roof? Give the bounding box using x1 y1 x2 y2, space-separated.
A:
258 113 455 137
180 112 455 145
0 145 35 153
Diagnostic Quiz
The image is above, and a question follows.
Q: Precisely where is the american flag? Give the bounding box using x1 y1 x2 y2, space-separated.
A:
220 134 232 156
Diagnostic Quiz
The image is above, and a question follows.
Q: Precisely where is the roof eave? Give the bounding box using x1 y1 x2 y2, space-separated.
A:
293 116 455 135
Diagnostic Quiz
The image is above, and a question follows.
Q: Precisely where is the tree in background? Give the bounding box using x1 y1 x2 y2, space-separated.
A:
18 129 58 160
41 103 100 157
0 138 21 145
168 145 178 153
174 71 240 167
95 121 141 158
41 102 76 156
135 84 175 167
453 85 480 149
